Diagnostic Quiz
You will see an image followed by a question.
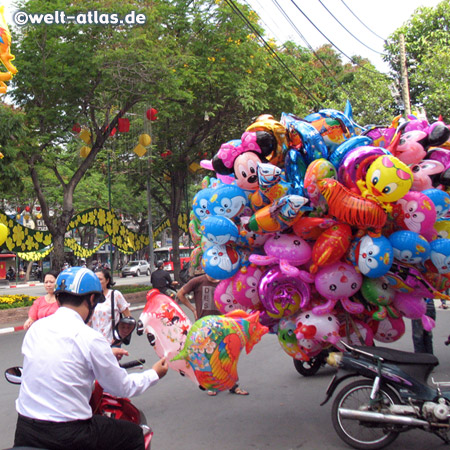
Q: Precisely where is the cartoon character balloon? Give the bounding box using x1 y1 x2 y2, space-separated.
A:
214 278 248 314
360 277 397 321
172 310 268 392
202 244 241 280
388 231 430 265
277 317 310 361
422 188 450 219
138 290 197 384
231 264 263 309
313 261 364 315
372 316 405 343
429 239 450 274
393 292 435 331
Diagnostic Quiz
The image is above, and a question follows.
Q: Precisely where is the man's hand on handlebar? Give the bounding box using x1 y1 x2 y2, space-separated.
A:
153 357 169 379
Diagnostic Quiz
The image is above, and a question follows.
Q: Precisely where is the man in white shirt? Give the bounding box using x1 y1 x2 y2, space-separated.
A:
14 267 168 450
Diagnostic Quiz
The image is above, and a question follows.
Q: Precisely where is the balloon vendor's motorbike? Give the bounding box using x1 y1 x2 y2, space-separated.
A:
321 341 450 449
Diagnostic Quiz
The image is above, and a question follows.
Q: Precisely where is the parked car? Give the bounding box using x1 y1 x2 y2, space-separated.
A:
120 260 150 277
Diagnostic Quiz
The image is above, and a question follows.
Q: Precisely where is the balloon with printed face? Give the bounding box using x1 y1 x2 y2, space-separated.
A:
434 218 450 239
231 264 263 309
171 310 269 392
277 317 310 361
200 215 239 246
350 234 393 278
429 239 450 274
389 230 430 265
209 183 249 221
422 188 450 219
313 261 364 315
360 277 397 321
393 292 435 331
363 155 413 205
202 244 240 280
373 316 405 343
339 319 374 346
303 158 337 208
138 289 197 385
258 266 311 319
309 223 352 274
214 277 248 314
394 191 437 234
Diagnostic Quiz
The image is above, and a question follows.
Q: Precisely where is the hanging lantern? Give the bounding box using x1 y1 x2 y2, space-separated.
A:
79 128 91 145
25 206 30 212
110 127 117 137
72 123 81 133
146 108 158 121
138 133 151 147
36 213 42 219
80 146 91 158
133 144 147 157
36 206 41 211
118 118 130 133
16 206 21 213
0 152 4 159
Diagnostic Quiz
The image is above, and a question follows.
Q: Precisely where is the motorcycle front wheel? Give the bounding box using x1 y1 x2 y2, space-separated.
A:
293 355 322 377
331 379 401 450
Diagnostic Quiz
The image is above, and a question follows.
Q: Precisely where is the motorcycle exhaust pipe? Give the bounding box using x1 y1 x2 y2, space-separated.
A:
339 408 429 427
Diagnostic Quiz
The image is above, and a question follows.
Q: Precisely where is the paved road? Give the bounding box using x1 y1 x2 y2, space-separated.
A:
1 304 449 450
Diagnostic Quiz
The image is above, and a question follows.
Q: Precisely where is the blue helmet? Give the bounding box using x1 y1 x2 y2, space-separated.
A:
55 267 105 303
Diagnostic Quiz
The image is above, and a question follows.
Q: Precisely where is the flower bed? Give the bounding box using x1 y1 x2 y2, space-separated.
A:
0 294 37 310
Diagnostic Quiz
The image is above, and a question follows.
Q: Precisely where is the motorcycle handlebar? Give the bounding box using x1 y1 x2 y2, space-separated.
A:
119 359 146 369
445 336 450 346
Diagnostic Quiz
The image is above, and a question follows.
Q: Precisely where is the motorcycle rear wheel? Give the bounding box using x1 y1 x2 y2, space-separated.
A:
331 379 401 450
293 354 323 377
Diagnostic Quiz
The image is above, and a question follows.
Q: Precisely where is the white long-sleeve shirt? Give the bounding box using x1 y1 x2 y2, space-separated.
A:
17 307 159 422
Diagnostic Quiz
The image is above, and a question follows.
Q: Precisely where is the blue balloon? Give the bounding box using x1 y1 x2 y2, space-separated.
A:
430 239 450 274
422 189 450 219
388 230 430 265
201 216 239 246
328 135 372 168
202 244 241 280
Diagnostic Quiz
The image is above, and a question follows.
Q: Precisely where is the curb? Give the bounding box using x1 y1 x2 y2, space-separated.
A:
0 282 42 289
0 303 146 336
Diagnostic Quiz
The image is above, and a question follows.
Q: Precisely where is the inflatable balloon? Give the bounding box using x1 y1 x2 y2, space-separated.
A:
214 277 248 314
328 135 372 169
394 191 437 234
209 183 249 220
309 223 352 274
200 215 239 245
292 216 337 240
410 160 445 191
317 178 387 233
172 310 269 392
349 234 393 278
231 264 263 309
360 277 397 321
202 244 240 280
434 218 450 239
357 155 413 211
373 316 405 343
138 289 197 384
249 233 313 282
258 266 311 319
313 261 364 315
294 310 344 351
393 292 435 331
188 213 202 245
339 318 374 346
429 239 450 274
0 5 18 94
303 158 336 212
388 230 430 265
422 188 450 219
277 317 310 360
244 194 308 234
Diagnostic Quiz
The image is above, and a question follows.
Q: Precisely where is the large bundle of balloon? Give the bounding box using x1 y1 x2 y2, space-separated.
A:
187 100 450 363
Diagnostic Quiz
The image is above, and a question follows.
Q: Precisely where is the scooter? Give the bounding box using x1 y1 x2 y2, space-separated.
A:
321 341 450 449
4 317 153 450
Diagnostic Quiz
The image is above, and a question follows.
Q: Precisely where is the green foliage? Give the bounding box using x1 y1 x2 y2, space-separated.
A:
116 284 151 294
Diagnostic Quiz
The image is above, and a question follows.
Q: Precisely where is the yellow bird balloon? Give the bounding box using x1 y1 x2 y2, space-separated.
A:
0 6 17 94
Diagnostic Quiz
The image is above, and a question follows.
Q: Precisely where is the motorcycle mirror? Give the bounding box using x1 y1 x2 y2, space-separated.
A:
5 366 23 384
113 316 136 345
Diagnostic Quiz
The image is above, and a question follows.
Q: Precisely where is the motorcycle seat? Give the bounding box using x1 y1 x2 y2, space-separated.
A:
352 345 439 366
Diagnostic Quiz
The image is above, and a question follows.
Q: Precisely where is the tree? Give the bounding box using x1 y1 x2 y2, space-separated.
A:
384 0 450 120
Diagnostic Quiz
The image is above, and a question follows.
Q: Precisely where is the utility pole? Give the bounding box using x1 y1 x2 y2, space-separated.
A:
146 109 155 276
399 34 411 116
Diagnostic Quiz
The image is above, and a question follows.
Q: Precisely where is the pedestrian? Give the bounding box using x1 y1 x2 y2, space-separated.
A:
177 272 249 396
13 266 168 450
412 298 436 354
91 268 132 346
23 270 59 330
151 260 178 299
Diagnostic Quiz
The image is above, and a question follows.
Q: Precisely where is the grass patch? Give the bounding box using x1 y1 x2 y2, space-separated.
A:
116 284 152 295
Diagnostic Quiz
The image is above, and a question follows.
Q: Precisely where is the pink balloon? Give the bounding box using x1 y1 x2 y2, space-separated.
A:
393 292 435 331
395 191 437 234
138 289 197 385
373 316 405 343
214 278 248 314
232 264 263 308
313 261 363 315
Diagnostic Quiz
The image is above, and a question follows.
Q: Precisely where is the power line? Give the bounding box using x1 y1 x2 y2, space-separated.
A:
289 0 383 76
317 0 384 55
339 0 385 41
224 0 322 108
271 0 353 99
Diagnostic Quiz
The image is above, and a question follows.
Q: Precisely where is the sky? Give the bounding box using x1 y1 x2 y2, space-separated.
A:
244 0 442 72
0 0 443 73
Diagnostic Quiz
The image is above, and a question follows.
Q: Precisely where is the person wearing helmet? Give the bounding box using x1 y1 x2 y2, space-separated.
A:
150 260 178 299
13 267 168 450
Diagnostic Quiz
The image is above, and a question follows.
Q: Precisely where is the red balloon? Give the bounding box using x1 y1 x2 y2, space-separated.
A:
309 223 353 274
146 108 158 121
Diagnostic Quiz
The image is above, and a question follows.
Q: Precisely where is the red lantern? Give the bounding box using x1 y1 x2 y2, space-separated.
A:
110 127 117 137
72 123 81 133
146 108 158 121
16 207 21 213
117 118 130 133
36 206 41 211
25 206 31 212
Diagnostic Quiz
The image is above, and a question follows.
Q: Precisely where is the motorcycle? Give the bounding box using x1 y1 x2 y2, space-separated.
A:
293 347 334 377
4 317 153 450
321 340 450 449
